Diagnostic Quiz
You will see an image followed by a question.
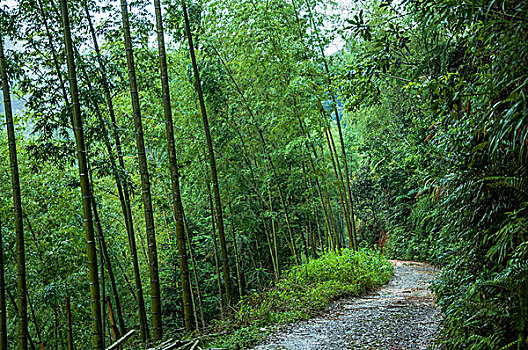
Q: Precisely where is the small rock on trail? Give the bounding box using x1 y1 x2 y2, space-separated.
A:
252 261 441 350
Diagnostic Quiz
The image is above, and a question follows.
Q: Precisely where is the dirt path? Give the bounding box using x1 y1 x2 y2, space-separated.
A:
252 261 441 350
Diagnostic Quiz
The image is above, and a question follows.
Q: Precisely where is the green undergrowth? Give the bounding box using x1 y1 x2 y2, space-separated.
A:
208 248 393 349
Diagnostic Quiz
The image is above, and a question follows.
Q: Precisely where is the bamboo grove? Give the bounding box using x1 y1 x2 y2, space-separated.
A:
0 0 362 348
3 0 528 349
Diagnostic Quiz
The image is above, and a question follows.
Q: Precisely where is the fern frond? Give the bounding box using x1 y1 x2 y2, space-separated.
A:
478 176 528 200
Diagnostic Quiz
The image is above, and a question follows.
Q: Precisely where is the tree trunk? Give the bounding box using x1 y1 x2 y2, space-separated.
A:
323 190 337 252
153 0 194 332
206 182 225 317
228 204 245 298
1 31 29 350
114 258 137 302
54 305 59 350
59 0 103 347
327 124 356 249
65 297 73 350
305 0 357 249
182 211 205 329
90 191 126 336
182 0 233 308
304 144 332 254
300 161 315 259
98 222 106 350
119 0 162 340
324 126 352 248
268 191 281 272
106 297 119 344
26 295 43 349
0 218 6 350
5 290 35 350
82 4 149 337
295 109 334 255
262 215 279 280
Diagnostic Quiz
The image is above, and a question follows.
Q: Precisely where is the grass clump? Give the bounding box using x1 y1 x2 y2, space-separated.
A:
209 248 393 349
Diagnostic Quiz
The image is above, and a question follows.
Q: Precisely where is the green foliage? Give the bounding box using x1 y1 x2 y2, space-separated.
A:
10 0 528 346
4 0 367 345
339 0 528 348
209 248 393 349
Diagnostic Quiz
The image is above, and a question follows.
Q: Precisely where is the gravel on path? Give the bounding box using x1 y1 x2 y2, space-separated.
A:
252 261 442 350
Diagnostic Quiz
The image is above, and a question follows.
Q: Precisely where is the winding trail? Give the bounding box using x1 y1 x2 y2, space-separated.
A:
253 261 441 350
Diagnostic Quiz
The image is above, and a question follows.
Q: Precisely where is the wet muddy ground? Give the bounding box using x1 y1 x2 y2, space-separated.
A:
252 261 442 350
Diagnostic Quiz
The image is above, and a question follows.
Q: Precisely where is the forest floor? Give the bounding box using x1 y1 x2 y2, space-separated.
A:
251 261 442 350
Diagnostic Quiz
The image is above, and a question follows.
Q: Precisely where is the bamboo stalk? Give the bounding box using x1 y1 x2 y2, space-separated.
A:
1 31 28 350
106 297 120 345
0 218 6 350
105 329 135 350
65 297 73 350
83 3 146 337
153 0 194 330
182 212 205 329
206 182 225 317
182 0 233 308
59 0 103 347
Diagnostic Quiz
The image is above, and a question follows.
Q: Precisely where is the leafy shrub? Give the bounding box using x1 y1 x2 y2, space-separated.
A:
208 248 393 349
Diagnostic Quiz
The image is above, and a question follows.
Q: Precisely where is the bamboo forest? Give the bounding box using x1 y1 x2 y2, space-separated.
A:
1 0 527 349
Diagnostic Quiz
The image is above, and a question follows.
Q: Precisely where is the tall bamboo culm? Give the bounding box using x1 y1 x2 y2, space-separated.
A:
59 0 103 348
182 0 233 308
83 3 149 338
1 32 29 350
65 297 73 350
0 218 7 350
153 0 194 332
119 0 163 340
